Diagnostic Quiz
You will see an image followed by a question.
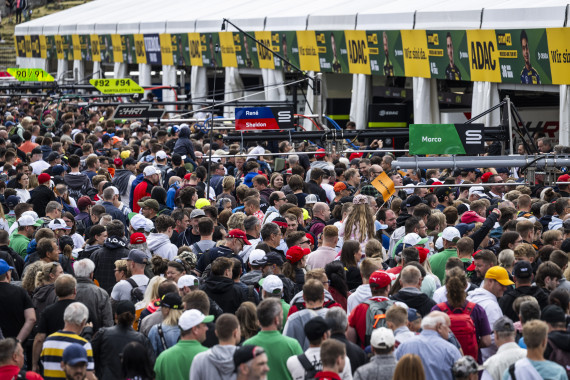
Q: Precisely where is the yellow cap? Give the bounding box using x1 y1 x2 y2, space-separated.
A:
485 266 514 286
302 208 310 220
195 198 210 209
120 151 130 159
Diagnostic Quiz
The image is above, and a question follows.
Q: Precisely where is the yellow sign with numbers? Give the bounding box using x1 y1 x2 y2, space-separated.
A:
90 78 144 94
7 68 54 82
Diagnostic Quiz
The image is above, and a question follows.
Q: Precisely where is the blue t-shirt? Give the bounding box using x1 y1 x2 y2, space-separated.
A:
502 359 568 380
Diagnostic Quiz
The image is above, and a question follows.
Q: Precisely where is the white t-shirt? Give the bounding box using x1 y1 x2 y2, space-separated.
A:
287 347 352 380
30 160 50 175
111 274 149 301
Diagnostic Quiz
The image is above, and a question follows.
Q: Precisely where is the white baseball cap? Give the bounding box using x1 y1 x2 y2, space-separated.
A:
22 210 39 219
249 249 266 265
177 275 199 288
261 274 283 295
469 186 487 198
143 166 159 176
178 309 214 331
441 226 461 242
144 219 154 233
370 327 395 349
402 233 429 247
18 215 43 227
48 218 71 230
156 150 168 160
130 214 149 231
109 186 120 195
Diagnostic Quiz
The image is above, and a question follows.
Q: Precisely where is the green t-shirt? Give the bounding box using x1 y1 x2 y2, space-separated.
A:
428 248 458 282
244 330 303 380
9 233 30 259
154 340 208 380
281 299 290 330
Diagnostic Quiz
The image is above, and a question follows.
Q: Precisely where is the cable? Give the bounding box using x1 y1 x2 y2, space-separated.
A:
324 116 358 149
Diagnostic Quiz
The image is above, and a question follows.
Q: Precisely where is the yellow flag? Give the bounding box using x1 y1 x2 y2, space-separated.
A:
371 172 396 202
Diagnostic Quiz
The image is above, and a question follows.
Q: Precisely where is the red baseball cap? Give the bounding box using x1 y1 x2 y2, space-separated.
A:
466 249 482 271
184 173 193 180
461 210 486 224
227 229 251 245
286 246 310 264
305 233 315 246
130 232 146 244
114 158 123 167
349 152 364 161
77 196 95 209
314 148 326 159
558 174 570 182
417 247 429 264
38 173 51 184
369 270 392 288
481 172 493 183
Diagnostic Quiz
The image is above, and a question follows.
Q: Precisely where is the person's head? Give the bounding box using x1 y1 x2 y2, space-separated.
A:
369 270 392 296
541 304 567 332
256 298 283 330
215 313 241 344
121 341 155 380
514 243 538 263
399 265 422 289
63 302 89 329
522 319 549 350
0 338 24 369
73 259 95 279
421 311 451 339
166 260 187 283
319 339 346 373
386 304 409 330
340 240 361 268
393 354 425 380
234 345 270 379
312 202 330 221
484 266 514 298
106 219 125 238
37 237 60 262
178 309 213 342
472 249 497 279
303 279 325 307
452 355 481 380
60 343 88 380
260 223 282 248
445 269 468 309
535 261 562 291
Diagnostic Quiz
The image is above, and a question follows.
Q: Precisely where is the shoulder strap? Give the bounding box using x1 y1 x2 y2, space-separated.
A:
437 302 450 313
464 302 476 315
157 324 168 351
508 362 517 380
297 353 315 372
192 242 204 255
126 277 138 289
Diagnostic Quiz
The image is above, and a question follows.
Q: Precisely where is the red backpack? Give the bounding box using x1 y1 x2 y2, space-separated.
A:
437 301 478 360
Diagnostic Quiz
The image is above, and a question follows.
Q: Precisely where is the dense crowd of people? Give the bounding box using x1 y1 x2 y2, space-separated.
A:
0 97 569 380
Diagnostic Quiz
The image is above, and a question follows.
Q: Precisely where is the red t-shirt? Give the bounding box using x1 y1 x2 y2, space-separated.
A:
0 365 43 380
314 371 341 380
348 296 390 348
386 266 402 275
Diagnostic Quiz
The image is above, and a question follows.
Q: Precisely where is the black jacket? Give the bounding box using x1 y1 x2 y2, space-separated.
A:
91 237 130 294
330 333 367 375
202 275 248 314
91 325 155 380
391 288 436 318
0 245 23 280
499 285 549 321
306 180 327 203
29 184 55 217
545 330 570 359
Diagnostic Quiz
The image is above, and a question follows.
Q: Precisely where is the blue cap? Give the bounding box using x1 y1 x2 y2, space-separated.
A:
62 343 88 365
0 259 13 275
455 223 475 236
52 165 65 176
5 121 15 127
6 195 20 208
408 307 421 322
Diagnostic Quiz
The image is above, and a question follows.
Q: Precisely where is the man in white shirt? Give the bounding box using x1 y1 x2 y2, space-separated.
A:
30 147 49 175
110 250 149 301
481 316 526 380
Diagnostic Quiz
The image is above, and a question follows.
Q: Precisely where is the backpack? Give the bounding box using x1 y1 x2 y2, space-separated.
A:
547 338 570 378
437 302 478 360
126 278 147 303
297 353 319 380
364 298 395 346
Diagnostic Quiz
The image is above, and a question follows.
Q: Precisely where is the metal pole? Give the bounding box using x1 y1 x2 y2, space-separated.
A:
506 96 514 155
391 154 570 170
394 183 526 189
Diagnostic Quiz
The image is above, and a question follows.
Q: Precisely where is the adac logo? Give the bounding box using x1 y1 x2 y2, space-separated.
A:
348 39 367 64
471 41 496 70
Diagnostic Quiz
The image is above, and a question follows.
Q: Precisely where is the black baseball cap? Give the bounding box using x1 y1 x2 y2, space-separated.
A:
541 305 566 324
405 195 422 208
436 187 452 200
513 261 532 279
256 252 284 267
234 345 265 369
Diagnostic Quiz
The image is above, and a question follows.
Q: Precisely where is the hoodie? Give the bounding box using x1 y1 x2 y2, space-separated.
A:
202 275 248 314
190 344 238 380
467 287 502 361
112 169 135 198
173 126 196 161
91 236 130 294
545 330 570 359
549 215 563 231
499 285 549 322
32 283 57 316
147 233 178 260
347 284 371 315
391 287 436 318
64 172 93 200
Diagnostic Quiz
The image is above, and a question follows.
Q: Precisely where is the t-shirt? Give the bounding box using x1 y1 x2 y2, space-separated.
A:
502 359 568 380
244 330 303 380
37 299 76 336
0 282 34 338
40 330 94 380
110 274 149 301
0 365 43 380
153 340 208 380
429 248 458 282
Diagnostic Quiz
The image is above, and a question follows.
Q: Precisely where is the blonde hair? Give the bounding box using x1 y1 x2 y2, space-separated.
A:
343 203 374 243
227 212 246 231
35 262 61 288
141 276 165 307
365 239 384 259
22 261 44 293
163 308 183 326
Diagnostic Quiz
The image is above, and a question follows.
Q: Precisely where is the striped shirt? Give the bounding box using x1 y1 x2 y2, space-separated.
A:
40 330 94 380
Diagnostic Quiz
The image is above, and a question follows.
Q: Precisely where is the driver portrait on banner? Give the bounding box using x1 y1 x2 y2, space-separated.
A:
382 31 394 76
445 32 462 80
520 30 541 84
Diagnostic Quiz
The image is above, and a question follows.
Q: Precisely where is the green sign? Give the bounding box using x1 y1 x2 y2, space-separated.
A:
409 124 485 155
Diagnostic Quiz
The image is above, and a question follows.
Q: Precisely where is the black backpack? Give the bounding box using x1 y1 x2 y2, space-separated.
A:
126 278 147 303
297 353 319 380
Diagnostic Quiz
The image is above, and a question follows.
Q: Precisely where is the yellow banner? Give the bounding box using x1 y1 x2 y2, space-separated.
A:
345 30 371 75
90 35 100 62
39 35 47 59
160 33 173 66
24 35 32 58
133 34 146 64
296 31 320 72
401 30 430 78
188 33 203 67
466 29 501 82
254 31 275 70
55 35 64 60
90 78 144 94
546 28 570 85
219 32 237 67
111 34 123 63
30 36 40 58
8 68 54 82
371 172 396 202
72 35 81 60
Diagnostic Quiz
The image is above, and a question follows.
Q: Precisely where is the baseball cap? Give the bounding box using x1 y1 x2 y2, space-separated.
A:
53 165 66 176
333 182 348 193
314 148 326 159
154 292 182 309
18 215 43 227
114 158 123 167
143 166 159 176
441 227 461 242
360 185 380 198
260 274 283 295
558 174 570 183
179 309 214 331
0 259 14 275
402 233 429 247
77 196 95 210
452 356 482 378
48 219 71 230
541 305 566 324
122 249 148 264
138 199 159 211
227 229 251 245
417 247 429 264
461 210 486 224
115 300 136 315
286 246 310 264
436 186 452 200
31 147 42 155
305 194 318 205
304 317 331 341
370 327 395 349
38 173 51 184
256 252 285 267
407 307 421 322
493 316 515 332
405 195 423 208
481 172 493 183
5 195 19 208
468 186 487 198
130 214 149 231
195 198 210 209
156 150 168 160
272 217 288 229
130 232 146 245
455 223 475 237
190 209 205 219
177 275 200 288
249 249 267 265
369 270 392 288
47 151 60 162
62 343 88 366
496 167 510 174
485 266 515 286
108 186 120 196
234 345 265 369
513 260 532 279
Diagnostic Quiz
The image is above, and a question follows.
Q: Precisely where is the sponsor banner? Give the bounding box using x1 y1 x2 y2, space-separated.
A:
427 30 470 81
111 34 124 63
187 33 203 67
401 30 430 78
90 34 100 62
371 172 396 202
296 31 320 72
171 34 189 67
71 35 81 60
30 35 41 58
344 30 371 75
143 34 161 65
409 123 485 155
546 28 570 85
235 107 282 131
90 78 144 94
315 30 347 73
368 104 409 128
368 30 405 77
466 30 501 83
254 31 275 70
123 35 136 64
202 33 221 68
39 35 47 59
219 32 238 67
159 33 173 66
99 35 113 63
24 35 32 58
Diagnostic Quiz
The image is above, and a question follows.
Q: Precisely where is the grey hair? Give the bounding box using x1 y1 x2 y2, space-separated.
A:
243 215 260 232
73 259 95 278
325 307 348 333
45 201 62 215
63 302 89 326
260 223 280 241
288 154 299 165
312 202 328 215
102 187 117 201
498 249 515 269
257 298 283 328
421 311 448 329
